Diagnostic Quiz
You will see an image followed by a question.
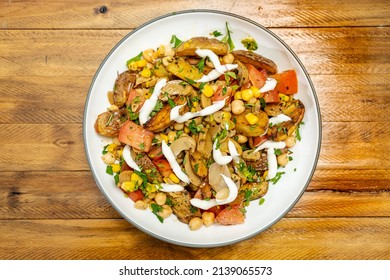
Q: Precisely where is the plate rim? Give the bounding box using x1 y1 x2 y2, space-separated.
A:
83 9 322 248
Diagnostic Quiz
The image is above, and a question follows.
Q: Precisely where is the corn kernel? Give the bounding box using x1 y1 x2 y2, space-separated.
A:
251 86 262 98
192 101 199 108
144 91 151 99
160 133 169 143
115 147 123 158
128 61 138 71
222 111 231 121
131 173 143 186
242 89 254 101
279 94 289 102
245 113 259 125
190 107 197 113
163 177 169 183
111 164 121 173
107 143 117 153
234 91 242 100
184 127 190 134
169 173 180 184
121 181 136 192
146 183 157 195
202 84 214 97
140 68 151 78
136 59 147 68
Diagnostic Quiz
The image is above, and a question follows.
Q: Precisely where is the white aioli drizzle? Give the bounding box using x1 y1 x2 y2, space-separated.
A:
259 78 277 93
269 114 291 126
161 140 190 184
228 140 240 163
190 174 238 210
159 183 184 193
252 140 286 180
170 98 226 123
213 140 232 165
195 49 238 83
122 145 141 172
138 78 167 126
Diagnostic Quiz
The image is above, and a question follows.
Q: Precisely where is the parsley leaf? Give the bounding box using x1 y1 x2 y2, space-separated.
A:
150 100 163 117
126 51 143 66
211 30 222 37
170 35 183 48
221 22 235 51
269 172 285 184
151 203 164 223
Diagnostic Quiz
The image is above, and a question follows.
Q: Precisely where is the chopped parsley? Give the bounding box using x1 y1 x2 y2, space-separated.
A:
211 30 223 37
150 99 163 117
241 37 258 51
296 122 304 141
106 165 113 175
258 198 265 205
151 203 164 223
102 144 109 155
188 120 203 134
170 35 183 48
197 58 206 72
126 51 143 66
213 129 228 149
167 97 176 108
269 172 285 184
221 22 235 51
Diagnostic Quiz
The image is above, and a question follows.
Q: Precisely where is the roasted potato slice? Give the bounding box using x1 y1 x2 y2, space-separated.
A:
232 50 278 75
166 58 203 88
113 70 136 107
234 109 269 137
144 96 186 132
94 109 127 137
176 37 228 57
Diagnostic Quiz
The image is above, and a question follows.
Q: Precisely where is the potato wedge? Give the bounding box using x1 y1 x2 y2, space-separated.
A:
176 37 228 56
232 50 277 75
166 58 203 88
234 109 269 137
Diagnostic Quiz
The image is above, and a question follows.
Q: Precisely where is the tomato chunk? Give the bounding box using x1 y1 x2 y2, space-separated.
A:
246 64 267 89
147 145 163 160
118 120 154 152
263 89 280 103
152 158 172 178
215 204 245 225
252 134 269 147
128 189 144 202
271 69 298 94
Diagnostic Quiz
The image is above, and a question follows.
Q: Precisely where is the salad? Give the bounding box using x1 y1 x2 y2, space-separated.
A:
95 24 305 230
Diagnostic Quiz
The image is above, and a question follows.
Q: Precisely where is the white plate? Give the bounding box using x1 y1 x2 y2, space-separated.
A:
83 10 321 247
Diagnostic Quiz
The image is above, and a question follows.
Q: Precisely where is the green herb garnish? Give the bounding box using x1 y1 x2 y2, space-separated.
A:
211 30 223 37
221 22 235 51
170 35 183 48
241 37 258 51
126 51 143 66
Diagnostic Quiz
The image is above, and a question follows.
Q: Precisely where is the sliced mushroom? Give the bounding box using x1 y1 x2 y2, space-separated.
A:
236 61 249 87
169 135 196 157
208 163 231 192
238 181 269 201
183 152 202 187
159 80 196 101
94 109 127 137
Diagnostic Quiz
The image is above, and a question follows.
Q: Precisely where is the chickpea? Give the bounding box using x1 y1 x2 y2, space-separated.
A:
277 153 289 167
101 152 115 165
222 53 235 64
159 205 173 219
174 123 184 131
202 212 215 227
134 200 148 210
231 99 245 115
235 134 248 144
285 136 296 148
154 192 167 206
216 187 229 200
189 217 203 231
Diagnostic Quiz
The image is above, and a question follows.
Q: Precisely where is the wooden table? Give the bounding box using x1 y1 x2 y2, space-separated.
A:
1 0 389 260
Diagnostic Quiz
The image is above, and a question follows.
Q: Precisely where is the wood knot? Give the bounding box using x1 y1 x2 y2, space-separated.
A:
99 5 108 14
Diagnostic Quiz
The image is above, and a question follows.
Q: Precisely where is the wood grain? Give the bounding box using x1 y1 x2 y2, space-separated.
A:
0 0 389 29
0 218 388 259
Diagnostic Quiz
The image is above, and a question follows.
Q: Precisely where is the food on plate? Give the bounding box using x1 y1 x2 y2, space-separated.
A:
95 24 305 230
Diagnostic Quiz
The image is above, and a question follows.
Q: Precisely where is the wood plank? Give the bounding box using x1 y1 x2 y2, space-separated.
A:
0 171 389 219
0 28 389 77
0 0 388 29
0 218 388 259
0 74 388 124
0 121 388 171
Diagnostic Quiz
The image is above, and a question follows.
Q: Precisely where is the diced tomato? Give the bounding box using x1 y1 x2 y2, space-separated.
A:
128 189 144 202
206 205 225 217
212 86 232 103
263 89 280 103
125 89 138 106
152 158 172 178
246 64 267 89
147 145 163 160
118 120 154 152
215 204 245 225
252 134 269 147
271 69 298 94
